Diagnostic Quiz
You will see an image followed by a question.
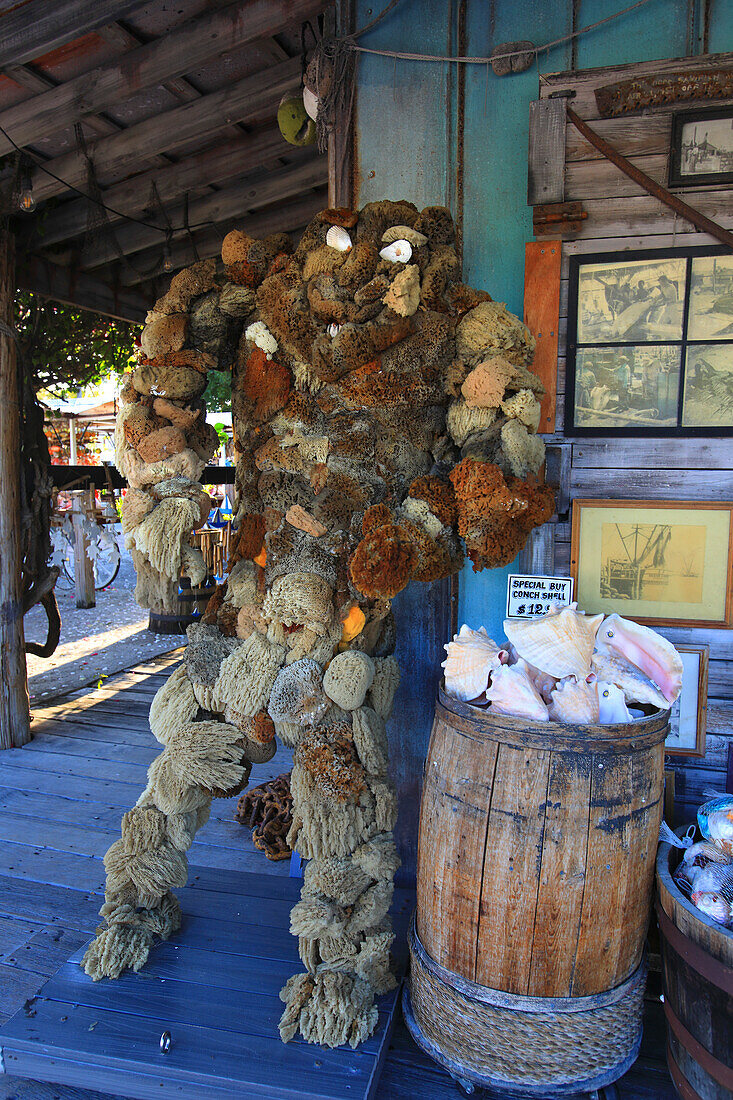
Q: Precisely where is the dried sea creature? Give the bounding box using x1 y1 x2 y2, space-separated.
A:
590 651 669 710
486 659 549 722
504 603 603 681
595 614 683 704
442 625 504 702
326 226 352 252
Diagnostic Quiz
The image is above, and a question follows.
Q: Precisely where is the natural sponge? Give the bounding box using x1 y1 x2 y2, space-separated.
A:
323 650 375 711
268 658 330 726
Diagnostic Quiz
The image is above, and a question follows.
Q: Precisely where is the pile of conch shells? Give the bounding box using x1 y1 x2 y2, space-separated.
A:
442 602 683 724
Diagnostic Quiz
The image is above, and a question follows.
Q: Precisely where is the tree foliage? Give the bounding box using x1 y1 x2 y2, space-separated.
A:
203 368 232 412
14 291 139 397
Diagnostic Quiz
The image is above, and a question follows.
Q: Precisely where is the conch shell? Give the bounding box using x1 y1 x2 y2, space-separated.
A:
486 659 549 722
591 651 668 710
548 678 599 724
504 603 603 680
597 682 632 724
442 625 504 702
595 614 683 704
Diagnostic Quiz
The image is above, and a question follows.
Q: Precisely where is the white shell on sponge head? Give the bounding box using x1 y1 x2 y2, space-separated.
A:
442 624 504 702
595 614 683 704
504 603 604 680
379 239 413 263
485 659 549 722
326 225 352 252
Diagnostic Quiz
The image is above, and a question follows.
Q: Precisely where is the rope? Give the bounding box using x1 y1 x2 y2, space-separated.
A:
350 0 657 65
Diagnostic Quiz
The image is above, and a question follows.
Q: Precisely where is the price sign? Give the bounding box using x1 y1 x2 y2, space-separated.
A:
506 575 573 619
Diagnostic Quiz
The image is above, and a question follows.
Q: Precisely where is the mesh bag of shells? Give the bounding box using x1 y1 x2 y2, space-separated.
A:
86 199 559 1052
442 603 684 724
672 795 733 928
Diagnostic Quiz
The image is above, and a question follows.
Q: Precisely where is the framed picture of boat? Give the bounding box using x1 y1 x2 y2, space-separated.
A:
669 106 733 190
665 644 708 758
570 499 733 628
565 246 733 436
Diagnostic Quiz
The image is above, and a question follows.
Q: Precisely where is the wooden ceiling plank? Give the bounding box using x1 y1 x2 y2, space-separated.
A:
0 0 149 70
29 56 303 205
17 255 147 322
77 156 328 268
1 62 175 167
34 129 305 247
0 0 325 159
120 191 327 287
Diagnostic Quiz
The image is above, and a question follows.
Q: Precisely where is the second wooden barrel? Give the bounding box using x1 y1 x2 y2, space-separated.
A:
147 576 216 634
407 685 669 1095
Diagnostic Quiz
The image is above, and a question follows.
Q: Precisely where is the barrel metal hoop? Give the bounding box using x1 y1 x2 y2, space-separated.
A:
435 696 669 754
666 1045 705 1100
656 901 733 994
663 999 733 1091
410 915 645 1013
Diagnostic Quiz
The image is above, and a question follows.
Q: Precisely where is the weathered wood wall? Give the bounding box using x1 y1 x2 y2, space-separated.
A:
538 54 733 824
353 0 733 877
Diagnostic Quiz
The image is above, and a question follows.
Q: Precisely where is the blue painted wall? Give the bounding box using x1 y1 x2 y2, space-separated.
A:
355 0 733 644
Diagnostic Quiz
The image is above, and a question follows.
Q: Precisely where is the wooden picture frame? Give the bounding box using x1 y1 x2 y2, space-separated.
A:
665 644 708 758
564 245 733 437
669 106 733 190
570 499 733 628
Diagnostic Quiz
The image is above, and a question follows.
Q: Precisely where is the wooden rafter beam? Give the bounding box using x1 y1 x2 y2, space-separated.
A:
28 127 296 248
0 0 149 69
29 56 303 206
17 254 147 321
121 190 328 286
77 156 328 269
0 0 325 159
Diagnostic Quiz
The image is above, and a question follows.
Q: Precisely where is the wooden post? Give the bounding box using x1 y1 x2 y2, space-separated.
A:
68 414 78 464
71 488 95 609
0 229 31 749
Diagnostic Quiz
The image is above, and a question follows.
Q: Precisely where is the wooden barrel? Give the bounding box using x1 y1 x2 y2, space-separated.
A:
656 837 733 1100
147 576 216 634
405 685 669 1096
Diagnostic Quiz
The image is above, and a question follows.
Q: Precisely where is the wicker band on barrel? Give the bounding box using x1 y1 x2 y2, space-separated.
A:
408 919 646 1090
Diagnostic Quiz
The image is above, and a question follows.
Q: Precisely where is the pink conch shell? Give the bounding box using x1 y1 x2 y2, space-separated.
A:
548 678 599 724
504 602 603 680
597 682 632 724
486 659 549 722
442 624 504 702
591 652 668 710
595 614 683 704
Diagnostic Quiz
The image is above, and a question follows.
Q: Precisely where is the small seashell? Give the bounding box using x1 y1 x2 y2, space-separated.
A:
442 624 504 702
595 614 683 704
328 322 341 338
303 86 319 121
326 225 352 252
693 892 732 925
504 602 603 681
485 659 549 722
548 678 599 724
379 239 413 264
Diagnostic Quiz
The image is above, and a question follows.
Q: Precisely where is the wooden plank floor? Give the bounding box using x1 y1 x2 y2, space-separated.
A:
0 652 677 1100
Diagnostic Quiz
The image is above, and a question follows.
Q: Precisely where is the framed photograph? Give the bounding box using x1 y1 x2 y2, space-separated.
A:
570 499 733 628
669 106 733 189
665 644 708 758
565 246 733 436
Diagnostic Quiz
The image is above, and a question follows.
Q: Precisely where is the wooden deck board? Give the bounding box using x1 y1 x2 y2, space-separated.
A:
0 652 676 1100
0 654 407 1100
